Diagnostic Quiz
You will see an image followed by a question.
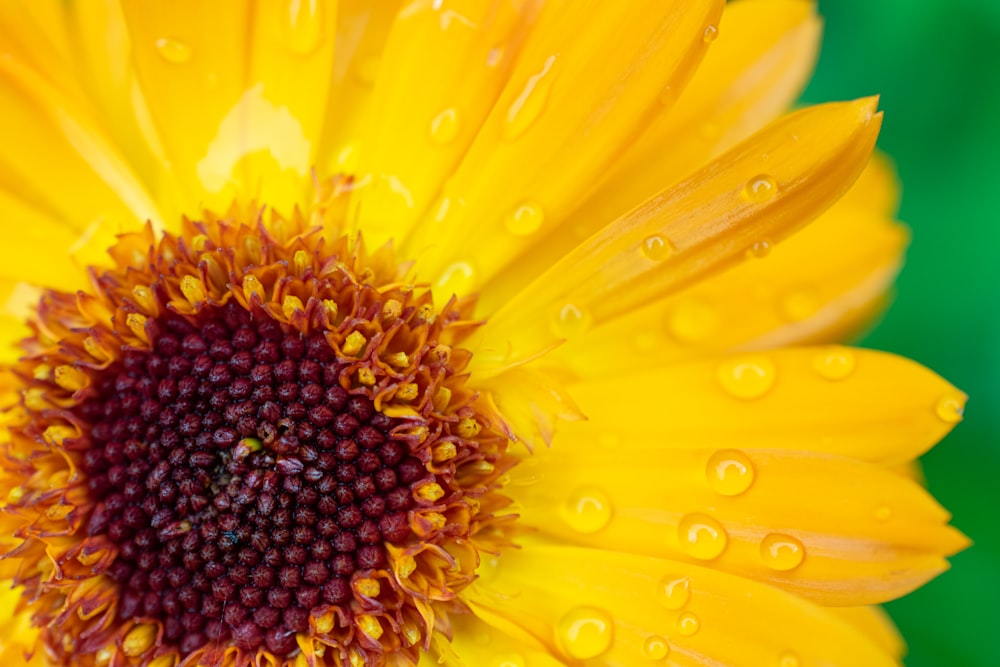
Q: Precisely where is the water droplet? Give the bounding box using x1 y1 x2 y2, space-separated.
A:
494 654 525 667
777 651 801 667
641 234 674 261
429 108 460 145
436 261 475 297
811 347 856 381
705 450 755 496
702 24 719 42
747 239 772 258
657 575 691 610
561 487 612 534
677 612 700 636
716 355 776 400
935 395 965 423
779 286 821 322
874 505 892 521
283 0 325 55
504 54 559 141
743 174 778 203
760 533 805 571
505 201 544 235
551 303 592 339
678 513 728 560
556 607 614 660
643 635 670 660
155 38 192 64
667 298 718 343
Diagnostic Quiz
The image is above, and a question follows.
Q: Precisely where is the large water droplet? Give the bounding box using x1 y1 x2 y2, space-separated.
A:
436 261 475 297
716 355 776 400
742 174 778 203
811 347 856 381
283 0 325 55
935 395 965 423
155 38 192 64
667 299 718 343
678 513 728 560
505 201 544 235
561 487 612 534
657 575 691 610
677 612 700 636
504 54 559 141
556 607 614 660
643 635 670 660
705 450 755 496
641 235 674 261
747 239 772 259
551 303 592 339
760 533 805 571
429 108 460 145
702 24 719 42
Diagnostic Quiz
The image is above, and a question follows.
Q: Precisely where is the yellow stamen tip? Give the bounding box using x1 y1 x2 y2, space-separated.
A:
416 482 446 502
342 331 367 357
122 623 157 657
281 294 305 319
357 615 384 640
179 275 207 305
354 577 381 597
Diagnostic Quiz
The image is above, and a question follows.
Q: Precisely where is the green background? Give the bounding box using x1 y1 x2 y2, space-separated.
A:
803 1 1000 665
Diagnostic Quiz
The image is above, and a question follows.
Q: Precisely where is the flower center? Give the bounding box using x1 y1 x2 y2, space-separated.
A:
81 302 420 656
0 195 513 667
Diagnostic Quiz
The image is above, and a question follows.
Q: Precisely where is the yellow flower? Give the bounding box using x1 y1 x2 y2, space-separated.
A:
0 1 967 667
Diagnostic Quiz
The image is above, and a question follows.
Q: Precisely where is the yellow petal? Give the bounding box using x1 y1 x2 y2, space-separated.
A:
553 347 965 465
541 156 908 375
508 445 967 604
465 543 901 666
487 0 822 303
402 0 724 288
0 189 87 291
419 613 569 667
482 367 586 449
351 0 537 246
0 585 45 666
827 606 906 660
471 98 882 375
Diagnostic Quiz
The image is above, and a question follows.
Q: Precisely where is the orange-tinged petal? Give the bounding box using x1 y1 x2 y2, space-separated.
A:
465 543 901 666
351 0 539 246
471 98 882 375
828 606 906 660
507 445 967 604
542 157 908 374
553 347 965 465
402 0 723 291
485 0 822 304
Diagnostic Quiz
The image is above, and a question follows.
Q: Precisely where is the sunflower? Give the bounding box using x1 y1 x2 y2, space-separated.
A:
0 1 968 666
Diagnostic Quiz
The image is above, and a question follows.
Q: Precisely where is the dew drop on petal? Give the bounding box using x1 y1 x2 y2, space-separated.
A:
702 24 719 42
676 612 700 636
643 635 670 660
657 575 691 610
742 174 778 203
556 607 614 660
760 533 805 571
429 108 460 145
678 514 728 560
705 450 755 496
659 85 677 107
716 355 776 400
811 347 856 381
494 653 525 667
486 46 504 68
641 235 674 261
155 38 192 64
505 201 544 236
436 261 475 297
282 0 325 55
667 298 718 343
504 54 559 141
561 487 612 534
874 505 892 521
935 395 965 423
778 651 801 667
551 303 592 339
779 286 821 322
746 239 772 259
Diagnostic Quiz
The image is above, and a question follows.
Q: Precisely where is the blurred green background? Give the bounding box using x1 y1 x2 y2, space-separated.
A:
803 1 1000 665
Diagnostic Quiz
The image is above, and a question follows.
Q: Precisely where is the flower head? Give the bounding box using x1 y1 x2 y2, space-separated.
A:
0 1 967 667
